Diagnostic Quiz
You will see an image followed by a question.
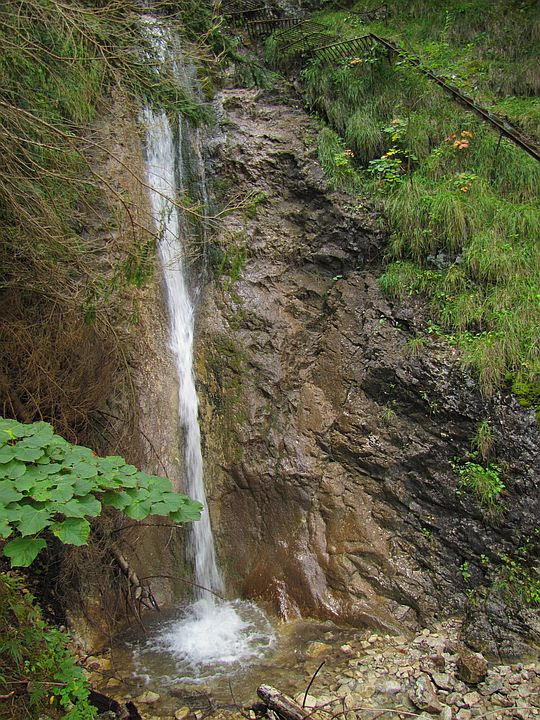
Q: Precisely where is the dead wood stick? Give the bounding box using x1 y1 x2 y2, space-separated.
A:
257 685 310 720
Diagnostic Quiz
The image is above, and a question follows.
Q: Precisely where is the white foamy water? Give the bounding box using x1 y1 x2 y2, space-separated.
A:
142 23 274 674
138 599 275 682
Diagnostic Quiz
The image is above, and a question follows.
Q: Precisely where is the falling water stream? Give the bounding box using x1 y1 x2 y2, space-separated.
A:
135 22 276 688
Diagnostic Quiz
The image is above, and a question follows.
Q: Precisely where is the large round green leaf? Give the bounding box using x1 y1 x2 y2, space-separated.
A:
51 518 90 546
3 537 47 567
2 460 27 479
14 446 44 463
61 494 101 518
16 505 52 536
0 481 23 505
0 446 16 463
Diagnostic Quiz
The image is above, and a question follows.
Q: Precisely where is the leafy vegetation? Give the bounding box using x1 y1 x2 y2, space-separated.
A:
267 0 539 399
451 456 505 512
0 417 202 567
463 532 540 609
0 572 98 719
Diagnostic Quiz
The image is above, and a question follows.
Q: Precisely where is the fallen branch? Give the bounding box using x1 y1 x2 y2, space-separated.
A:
257 685 310 720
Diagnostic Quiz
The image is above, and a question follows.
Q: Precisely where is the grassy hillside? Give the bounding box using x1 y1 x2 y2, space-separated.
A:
267 0 539 402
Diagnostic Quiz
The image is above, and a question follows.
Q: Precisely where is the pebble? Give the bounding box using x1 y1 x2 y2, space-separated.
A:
375 679 401 695
135 691 160 704
306 642 332 657
430 671 454 690
463 691 481 707
175 708 191 720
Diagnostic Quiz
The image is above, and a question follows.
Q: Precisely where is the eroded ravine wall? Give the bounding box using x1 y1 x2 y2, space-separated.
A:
194 86 539 656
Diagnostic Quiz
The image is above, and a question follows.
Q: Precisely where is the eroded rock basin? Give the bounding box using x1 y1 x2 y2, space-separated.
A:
95 613 539 719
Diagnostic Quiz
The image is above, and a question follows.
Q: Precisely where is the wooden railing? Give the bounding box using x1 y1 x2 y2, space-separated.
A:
220 4 540 163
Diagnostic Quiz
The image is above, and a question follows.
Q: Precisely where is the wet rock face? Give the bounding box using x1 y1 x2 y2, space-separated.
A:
196 88 540 648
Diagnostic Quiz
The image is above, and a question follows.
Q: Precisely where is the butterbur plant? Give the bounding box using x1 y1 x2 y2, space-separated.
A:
0 417 202 567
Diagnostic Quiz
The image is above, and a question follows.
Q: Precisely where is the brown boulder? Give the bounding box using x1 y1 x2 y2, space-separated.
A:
456 650 488 684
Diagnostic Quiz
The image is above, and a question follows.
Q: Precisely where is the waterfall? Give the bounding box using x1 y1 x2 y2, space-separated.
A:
144 104 222 597
139 23 275 679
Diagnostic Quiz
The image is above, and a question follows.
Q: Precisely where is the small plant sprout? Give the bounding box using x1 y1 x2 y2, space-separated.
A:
472 419 495 461
460 561 471 582
405 335 427 358
380 406 397 425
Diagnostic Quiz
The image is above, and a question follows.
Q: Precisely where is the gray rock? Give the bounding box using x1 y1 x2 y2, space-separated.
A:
408 676 442 713
135 691 160 704
480 679 503 695
446 692 462 706
462 691 481 707
440 707 453 720
430 671 454 690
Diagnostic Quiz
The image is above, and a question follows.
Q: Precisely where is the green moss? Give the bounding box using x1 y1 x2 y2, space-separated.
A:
509 377 540 421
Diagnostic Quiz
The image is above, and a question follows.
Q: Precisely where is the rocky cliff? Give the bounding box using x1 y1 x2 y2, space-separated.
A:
195 86 539 657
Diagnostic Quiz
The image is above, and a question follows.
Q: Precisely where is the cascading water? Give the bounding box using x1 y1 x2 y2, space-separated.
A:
136 23 275 683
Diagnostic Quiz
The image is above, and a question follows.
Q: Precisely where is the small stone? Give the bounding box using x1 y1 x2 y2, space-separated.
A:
463 691 481 707
440 707 453 720
430 672 454 690
481 679 503 696
514 711 532 720
294 693 318 708
85 656 100 671
409 676 442 713
368 634 379 644
105 678 121 690
135 691 160 705
456 711 472 720
175 710 191 720
457 650 488 684
98 657 112 671
306 642 331 657
340 644 353 654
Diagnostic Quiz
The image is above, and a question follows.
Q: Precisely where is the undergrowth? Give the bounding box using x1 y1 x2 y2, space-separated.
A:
0 573 96 719
267 1 539 399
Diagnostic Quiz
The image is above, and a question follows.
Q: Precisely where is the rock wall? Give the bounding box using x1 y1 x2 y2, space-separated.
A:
195 87 539 651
